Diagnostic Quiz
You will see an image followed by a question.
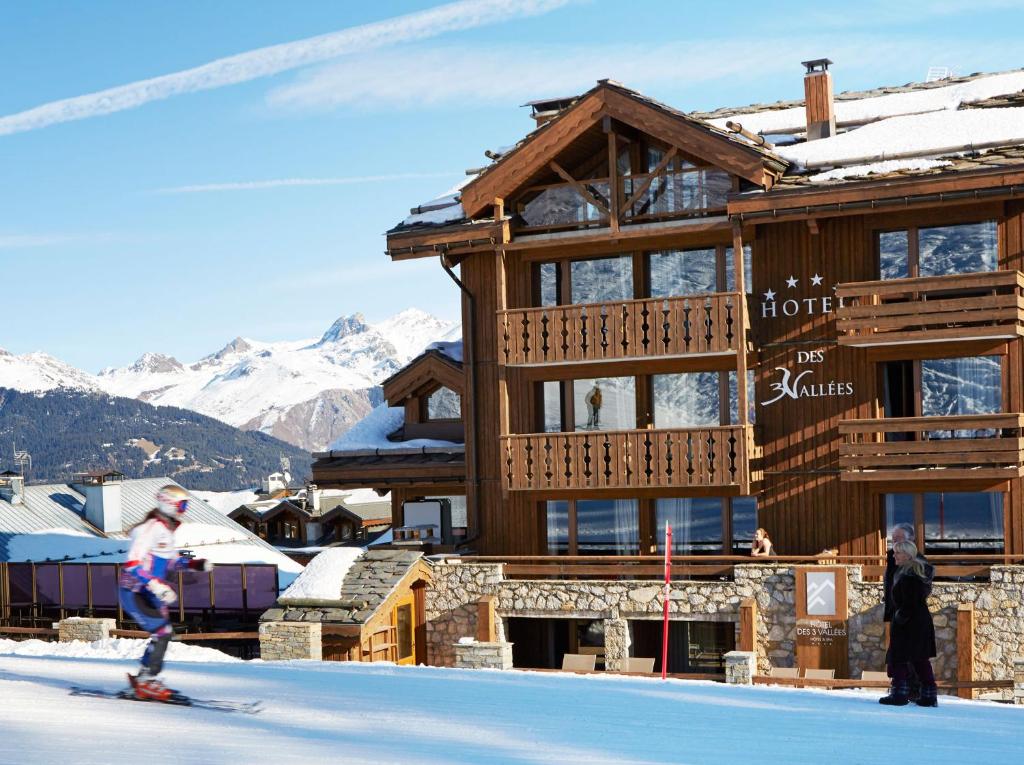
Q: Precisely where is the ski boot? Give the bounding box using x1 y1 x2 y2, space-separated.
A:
914 684 938 708
128 672 175 702
878 680 910 706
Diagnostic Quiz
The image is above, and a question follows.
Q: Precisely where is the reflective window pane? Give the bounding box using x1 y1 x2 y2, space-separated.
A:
574 377 636 431
879 230 909 280
920 356 1001 423
727 370 756 425
884 494 915 541
426 387 461 419
522 183 609 227
656 498 723 554
731 497 758 553
571 255 633 304
919 221 997 276
539 262 558 307
924 492 1003 553
546 501 569 554
724 245 753 294
703 169 731 209
577 499 638 555
649 249 717 296
543 381 562 433
653 373 720 428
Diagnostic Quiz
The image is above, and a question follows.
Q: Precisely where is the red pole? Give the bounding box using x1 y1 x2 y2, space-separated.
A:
661 524 672 680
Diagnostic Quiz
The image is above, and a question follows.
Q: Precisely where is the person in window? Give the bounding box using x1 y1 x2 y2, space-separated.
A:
880 540 938 707
750 528 774 557
585 384 603 428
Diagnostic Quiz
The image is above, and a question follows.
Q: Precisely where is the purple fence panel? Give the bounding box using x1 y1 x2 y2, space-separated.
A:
8 564 34 606
181 572 213 613
213 566 244 611
90 565 119 610
36 565 61 608
62 566 89 610
245 566 280 612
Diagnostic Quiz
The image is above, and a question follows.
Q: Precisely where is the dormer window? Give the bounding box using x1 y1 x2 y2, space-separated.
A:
426 386 461 420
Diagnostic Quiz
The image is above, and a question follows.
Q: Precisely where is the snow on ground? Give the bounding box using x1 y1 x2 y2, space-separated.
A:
0 637 238 663
278 548 363 602
0 645 1021 765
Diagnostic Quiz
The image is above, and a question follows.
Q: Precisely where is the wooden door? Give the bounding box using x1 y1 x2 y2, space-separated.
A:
393 595 416 665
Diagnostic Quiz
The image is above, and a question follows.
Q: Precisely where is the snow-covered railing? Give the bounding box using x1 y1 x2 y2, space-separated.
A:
836 270 1024 346
501 425 755 493
498 292 745 366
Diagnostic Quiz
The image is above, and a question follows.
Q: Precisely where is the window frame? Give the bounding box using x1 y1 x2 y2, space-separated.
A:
874 219 999 280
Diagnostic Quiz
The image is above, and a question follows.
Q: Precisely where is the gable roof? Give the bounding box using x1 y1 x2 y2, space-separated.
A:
381 348 464 405
458 80 789 219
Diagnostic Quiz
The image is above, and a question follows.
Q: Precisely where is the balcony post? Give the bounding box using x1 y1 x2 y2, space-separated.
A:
732 223 751 493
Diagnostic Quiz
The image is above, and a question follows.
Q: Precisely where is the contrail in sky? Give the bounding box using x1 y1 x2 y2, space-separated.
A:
0 0 574 137
154 172 462 194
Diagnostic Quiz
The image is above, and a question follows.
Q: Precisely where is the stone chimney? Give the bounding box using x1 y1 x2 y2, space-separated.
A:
0 471 24 505
523 96 578 127
76 471 124 533
802 58 836 141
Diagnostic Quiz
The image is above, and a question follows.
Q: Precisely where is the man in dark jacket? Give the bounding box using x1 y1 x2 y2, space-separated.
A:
882 523 934 699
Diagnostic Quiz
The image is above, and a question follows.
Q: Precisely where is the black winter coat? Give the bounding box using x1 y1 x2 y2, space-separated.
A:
883 550 934 622
885 568 937 664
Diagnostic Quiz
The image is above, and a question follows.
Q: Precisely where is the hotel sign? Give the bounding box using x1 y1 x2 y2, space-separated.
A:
795 567 849 677
758 273 854 407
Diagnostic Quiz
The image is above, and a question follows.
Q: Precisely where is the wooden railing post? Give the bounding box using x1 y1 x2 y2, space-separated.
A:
957 603 975 700
739 597 757 653
477 595 497 643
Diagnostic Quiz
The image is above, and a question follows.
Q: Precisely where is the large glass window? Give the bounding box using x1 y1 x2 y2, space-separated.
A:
884 492 1004 554
919 222 997 276
649 249 717 296
653 372 721 427
571 255 633 304
724 245 753 294
573 377 635 431
546 501 569 554
577 499 638 555
920 356 1001 418
731 497 758 554
542 381 563 433
924 492 1003 553
539 262 559 307
728 370 756 425
656 498 723 554
877 221 997 279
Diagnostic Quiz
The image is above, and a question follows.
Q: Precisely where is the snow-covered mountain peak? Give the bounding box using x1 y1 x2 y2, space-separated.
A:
209 336 254 362
0 350 101 393
128 352 184 375
315 313 369 346
373 308 456 362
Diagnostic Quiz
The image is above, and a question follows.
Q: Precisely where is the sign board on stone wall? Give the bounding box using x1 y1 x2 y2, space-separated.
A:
794 566 849 678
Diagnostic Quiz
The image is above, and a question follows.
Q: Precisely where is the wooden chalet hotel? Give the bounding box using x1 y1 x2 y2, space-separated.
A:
310 62 1024 681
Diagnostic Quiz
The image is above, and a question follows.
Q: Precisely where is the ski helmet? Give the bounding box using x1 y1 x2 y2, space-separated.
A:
156 484 190 517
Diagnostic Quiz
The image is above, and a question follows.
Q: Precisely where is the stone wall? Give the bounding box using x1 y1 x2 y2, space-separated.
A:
259 621 322 661
57 617 114 643
424 561 793 673
454 641 514 670
425 560 1024 684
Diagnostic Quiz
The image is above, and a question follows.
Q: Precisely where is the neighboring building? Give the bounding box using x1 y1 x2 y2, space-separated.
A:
313 345 467 550
0 471 301 576
299 64 1024 683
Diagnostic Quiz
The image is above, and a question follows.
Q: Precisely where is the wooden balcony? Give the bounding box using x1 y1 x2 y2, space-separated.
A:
839 414 1024 482
835 271 1024 347
498 293 744 367
501 425 756 493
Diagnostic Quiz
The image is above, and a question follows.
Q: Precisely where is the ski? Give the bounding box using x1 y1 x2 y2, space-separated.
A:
69 686 262 714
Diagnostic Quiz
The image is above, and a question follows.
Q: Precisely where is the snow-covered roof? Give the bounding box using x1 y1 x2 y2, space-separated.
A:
326 404 463 452
425 339 463 363
0 477 303 584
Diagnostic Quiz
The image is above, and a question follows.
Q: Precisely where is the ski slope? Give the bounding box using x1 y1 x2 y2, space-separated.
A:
0 641 1021 765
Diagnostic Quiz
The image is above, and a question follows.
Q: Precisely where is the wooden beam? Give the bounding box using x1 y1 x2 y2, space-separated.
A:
476 595 497 642
548 160 611 217
607 128 620 233
957 603 975 700
622 147 678 213
732 222 749 428
739 597 757 652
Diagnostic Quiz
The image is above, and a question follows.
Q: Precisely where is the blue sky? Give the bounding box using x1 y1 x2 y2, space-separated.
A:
1 0 1023 370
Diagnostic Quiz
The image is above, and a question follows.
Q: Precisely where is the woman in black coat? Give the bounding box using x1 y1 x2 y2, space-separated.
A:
880 540 938 707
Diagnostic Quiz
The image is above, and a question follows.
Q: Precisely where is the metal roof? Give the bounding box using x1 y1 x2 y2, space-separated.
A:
0 477 284 562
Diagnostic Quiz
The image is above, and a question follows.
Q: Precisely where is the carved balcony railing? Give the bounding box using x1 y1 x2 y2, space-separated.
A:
501 425 756 493
498 293 745 366
839 414 1024 482
836 271 1024 347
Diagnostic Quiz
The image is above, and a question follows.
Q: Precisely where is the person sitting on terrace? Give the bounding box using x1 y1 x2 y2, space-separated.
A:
751 528 774 557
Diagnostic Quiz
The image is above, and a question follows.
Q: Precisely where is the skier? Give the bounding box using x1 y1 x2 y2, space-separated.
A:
119 484 211 701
